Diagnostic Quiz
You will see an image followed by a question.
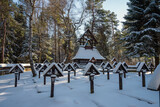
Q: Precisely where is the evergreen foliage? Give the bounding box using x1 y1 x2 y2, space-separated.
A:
123 0 160 66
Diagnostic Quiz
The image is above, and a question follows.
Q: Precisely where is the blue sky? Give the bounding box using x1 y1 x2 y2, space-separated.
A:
103 0 129 30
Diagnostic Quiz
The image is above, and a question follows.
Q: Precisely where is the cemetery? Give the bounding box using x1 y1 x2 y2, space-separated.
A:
0 0 160 107
0 23 159 107
0 61 159 107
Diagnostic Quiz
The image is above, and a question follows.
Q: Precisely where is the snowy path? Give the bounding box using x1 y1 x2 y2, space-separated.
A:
0 70 158 107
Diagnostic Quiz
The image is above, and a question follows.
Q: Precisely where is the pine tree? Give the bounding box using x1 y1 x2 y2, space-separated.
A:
123 0 149 57
85 0 105 34
94 9 111 58
0 0 13 63
142 0 160 67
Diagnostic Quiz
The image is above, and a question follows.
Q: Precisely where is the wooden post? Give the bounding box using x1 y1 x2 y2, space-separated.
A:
150 67 153 74
18 72 20 80
44 76 46 85
107 69 110 80
68 70 70 83
39 71 41 78
124 72 126 78
15 72 18 87
119 72 123 90
74 70 76 76
138 72 141 76
142 71 146 87
102 67 104 74
89 74 95 94
50 75 56 97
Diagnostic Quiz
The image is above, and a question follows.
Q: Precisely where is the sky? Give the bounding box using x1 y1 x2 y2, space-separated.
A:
13 0 129 33
103 0 129 30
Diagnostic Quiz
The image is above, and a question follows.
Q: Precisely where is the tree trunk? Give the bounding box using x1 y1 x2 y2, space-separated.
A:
38 26 42 63
155 56 159 68
91 1 95 34
1 18 6 63
54 23 57 63
155 39 159 67
66 37 71 63
39 33 42 63
58 26 61 63
29 12 37 77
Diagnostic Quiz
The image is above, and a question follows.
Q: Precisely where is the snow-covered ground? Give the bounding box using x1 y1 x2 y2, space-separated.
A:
0 70 158 107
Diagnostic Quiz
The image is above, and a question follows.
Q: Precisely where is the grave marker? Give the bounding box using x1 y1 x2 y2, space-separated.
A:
113 61 118 68
100 62 105 74
35 64 42 71
43 63 63 85
84 63 100 93
64 63 76 77
43 63 63 97
104 62 113 80
148 62 154 74
38 64 48 78
9 64 24 80
73 63 80 69
113 62 127 90
64 63 75 83
137 62 149 87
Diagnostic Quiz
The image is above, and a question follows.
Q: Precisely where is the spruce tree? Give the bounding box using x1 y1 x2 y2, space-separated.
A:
123 0 149 57
143 0 160 66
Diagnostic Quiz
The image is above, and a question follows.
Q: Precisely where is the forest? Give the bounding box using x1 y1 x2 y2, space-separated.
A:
0 0 160 67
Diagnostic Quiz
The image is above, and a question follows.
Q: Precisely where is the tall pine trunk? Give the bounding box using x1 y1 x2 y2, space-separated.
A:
1 18 6 63
39 33 42 63
58 26 61 63
91 2 95 34
29 4 37 77
54 23 57 63
66 37 71 63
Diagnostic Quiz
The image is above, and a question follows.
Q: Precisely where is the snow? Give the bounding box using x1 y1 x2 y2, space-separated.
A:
112 61 117 67
0 64 15 68
9 64 24 73
122 62 128 69
104 62 113 69
37 64 48 73
147 64 160 91
113 62 127 73
63 63 75 71
100 62 105 67
128 62 141 69
0 63 30 68
72 63 80 69
0 70 158 107
83 63 100 76
137 62 149 72
72 46 105 60
43 63 63 77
